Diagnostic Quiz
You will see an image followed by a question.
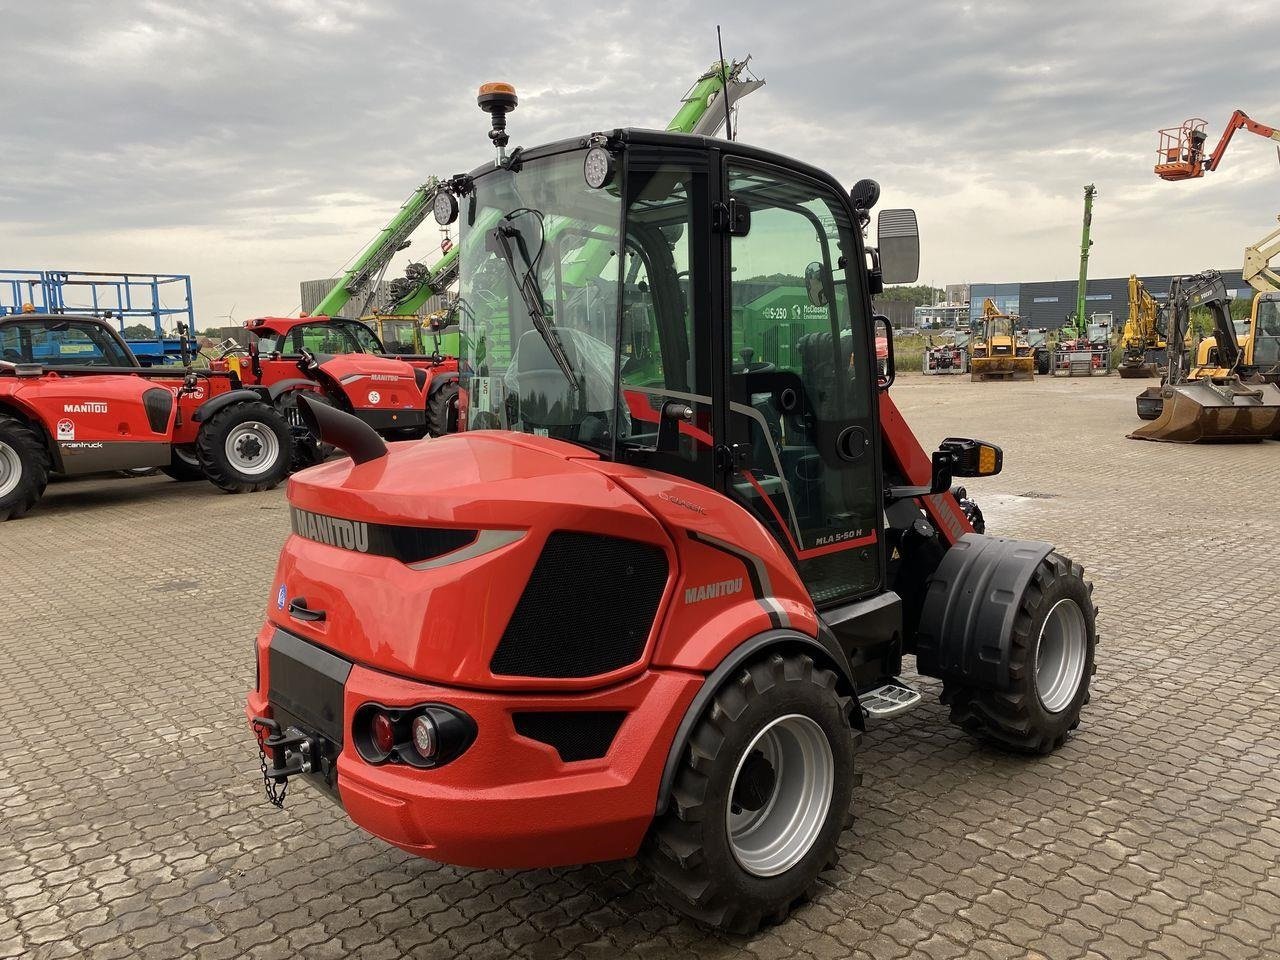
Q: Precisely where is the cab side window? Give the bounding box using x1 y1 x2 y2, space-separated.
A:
725 164 879 605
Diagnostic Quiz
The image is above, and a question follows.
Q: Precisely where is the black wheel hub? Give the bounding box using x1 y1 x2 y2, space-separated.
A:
237 435 263 460
731 750 777 814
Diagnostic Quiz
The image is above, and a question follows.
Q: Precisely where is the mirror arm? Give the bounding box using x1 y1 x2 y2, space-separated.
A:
884 449 955 502
866 246 884 296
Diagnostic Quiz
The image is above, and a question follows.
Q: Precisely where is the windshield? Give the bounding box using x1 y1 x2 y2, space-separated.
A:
0 319 134 367
458 150 624 449
1255 298 1280 366
264 319 385 356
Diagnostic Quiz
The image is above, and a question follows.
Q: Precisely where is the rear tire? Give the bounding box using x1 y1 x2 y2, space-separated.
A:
196 402 291 493
0 415 50 521
161 445 204 482
642 653 857 933
426 381 459 437
943 552 1097 754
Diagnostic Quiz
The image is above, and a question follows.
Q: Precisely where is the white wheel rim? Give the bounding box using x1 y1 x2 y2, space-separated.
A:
224 422 279 477
726 714 834 877
1035 598 1088 714
0 441 22 499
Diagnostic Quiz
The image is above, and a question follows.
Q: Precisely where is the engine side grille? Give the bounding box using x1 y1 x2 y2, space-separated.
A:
490 531 668 678
512 711 627 762
142 387 173 433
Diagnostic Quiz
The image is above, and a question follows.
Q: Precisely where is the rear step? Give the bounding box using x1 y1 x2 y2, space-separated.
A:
860 680 922 719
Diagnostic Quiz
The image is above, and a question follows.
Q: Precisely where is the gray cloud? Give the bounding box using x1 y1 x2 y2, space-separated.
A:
3 0 1278 320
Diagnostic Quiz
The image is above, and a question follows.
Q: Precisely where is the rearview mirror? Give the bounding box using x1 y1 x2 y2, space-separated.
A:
804 262 828 308
877 209 920 284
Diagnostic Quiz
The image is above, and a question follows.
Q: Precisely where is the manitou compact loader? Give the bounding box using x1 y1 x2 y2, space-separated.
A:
246 84 1100 933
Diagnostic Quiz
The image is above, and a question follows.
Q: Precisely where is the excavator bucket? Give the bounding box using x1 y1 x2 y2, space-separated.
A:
1129 377 1280 443
1117 361 1157 379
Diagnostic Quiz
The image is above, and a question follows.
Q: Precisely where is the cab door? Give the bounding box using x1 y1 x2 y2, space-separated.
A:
716 160 883 607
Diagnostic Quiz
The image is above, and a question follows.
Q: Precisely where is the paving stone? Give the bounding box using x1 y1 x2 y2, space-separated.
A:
2 374 1277 959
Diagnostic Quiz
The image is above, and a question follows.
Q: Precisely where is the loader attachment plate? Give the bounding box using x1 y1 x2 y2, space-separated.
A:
1128 377 1280 443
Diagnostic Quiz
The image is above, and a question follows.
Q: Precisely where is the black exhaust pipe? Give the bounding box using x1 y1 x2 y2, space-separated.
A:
297 393 388 465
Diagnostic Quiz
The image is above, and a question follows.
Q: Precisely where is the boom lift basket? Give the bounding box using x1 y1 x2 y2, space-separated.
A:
1129 377 1280 442
1155 120 1208 181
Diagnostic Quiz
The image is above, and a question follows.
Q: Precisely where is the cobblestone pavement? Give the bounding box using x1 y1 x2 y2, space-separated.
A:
2 374 1278 960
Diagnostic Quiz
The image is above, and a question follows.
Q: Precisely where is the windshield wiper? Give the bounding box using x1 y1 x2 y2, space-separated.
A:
489 212 579 391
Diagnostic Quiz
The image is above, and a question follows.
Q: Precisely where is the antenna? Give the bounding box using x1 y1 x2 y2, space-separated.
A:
716 25 733 141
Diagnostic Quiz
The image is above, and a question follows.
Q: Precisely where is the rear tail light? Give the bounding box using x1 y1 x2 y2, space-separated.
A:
353 703 475 768
371 713 396 755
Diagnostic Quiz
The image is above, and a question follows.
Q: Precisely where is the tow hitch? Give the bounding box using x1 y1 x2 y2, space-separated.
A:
251 717 323 808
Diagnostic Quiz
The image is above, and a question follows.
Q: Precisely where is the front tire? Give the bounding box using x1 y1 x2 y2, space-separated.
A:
943 552 1097 754
426 380 459 437
0 415 51 521
642 653 857 933
161 445 204 482
196 401 291 493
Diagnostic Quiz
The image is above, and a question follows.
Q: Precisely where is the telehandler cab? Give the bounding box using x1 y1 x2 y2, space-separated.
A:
247 85 1099 933
0 314 292 520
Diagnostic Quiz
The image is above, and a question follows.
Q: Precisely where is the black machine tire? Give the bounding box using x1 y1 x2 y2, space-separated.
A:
196 401 292 493
0 415 51 521
161 445 205 482
642 652 857 934
943 552 1097 754
1035 351 1051 375
426 380 460 437
274 391 332 471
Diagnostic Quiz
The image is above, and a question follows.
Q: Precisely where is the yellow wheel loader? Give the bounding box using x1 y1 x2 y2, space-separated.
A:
969 299 1035 382
1130 271 1280 443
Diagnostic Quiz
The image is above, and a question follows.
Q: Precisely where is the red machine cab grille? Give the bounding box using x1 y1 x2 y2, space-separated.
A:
490 532 668 679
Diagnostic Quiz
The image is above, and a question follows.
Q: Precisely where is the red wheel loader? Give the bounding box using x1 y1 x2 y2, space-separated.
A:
246 86 1099 933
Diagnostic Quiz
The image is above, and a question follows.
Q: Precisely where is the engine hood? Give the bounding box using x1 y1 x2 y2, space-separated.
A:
273 432 675 689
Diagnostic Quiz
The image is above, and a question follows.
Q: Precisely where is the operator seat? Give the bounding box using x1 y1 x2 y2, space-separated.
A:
512 328 620 443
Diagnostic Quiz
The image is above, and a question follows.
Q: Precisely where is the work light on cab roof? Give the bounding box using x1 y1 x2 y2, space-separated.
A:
478 81 518 163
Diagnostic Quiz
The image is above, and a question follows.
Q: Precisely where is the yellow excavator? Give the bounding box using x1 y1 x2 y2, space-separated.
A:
1117 275 1168 378
1130 270 1280 442
1190 288 1280 380
969 298 1035 381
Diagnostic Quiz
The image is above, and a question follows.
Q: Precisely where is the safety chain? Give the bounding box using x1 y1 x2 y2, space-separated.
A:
252 719 289 809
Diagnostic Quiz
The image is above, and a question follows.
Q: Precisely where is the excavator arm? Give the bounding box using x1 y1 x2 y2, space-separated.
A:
1243 218 1280 293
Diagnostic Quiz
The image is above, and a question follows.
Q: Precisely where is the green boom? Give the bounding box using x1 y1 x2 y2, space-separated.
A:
315 58 763 321
1071 184 1097 335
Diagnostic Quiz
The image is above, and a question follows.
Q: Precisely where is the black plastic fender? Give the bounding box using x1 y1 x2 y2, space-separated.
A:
192 389 263 423
913 533 1054 689
267 378 321 402
428 371 459 398
653 628 857 815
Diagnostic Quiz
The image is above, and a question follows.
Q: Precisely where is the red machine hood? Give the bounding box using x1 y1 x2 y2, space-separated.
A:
273 432 674 688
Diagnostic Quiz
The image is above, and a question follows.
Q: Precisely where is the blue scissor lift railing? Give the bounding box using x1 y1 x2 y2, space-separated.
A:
0 269 196 361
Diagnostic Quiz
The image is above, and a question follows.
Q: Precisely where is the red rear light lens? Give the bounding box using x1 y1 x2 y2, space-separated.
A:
371 712 395 754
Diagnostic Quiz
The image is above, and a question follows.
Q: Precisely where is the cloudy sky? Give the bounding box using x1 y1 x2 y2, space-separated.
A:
3 0 1278 325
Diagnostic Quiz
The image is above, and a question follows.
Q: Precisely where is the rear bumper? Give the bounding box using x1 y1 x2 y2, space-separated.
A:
246 632 701 869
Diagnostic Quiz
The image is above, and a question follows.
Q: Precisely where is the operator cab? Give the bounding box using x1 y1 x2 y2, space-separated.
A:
0 315 139 368
447 128 924 609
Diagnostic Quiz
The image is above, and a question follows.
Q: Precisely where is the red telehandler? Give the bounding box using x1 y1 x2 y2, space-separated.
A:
246 84 1099 933
0 314 292 520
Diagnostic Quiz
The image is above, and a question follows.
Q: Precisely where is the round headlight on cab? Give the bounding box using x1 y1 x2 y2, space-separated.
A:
584 146 615 189
433 189 459 226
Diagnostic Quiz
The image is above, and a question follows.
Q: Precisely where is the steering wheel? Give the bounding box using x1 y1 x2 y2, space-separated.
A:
733 346 775 375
